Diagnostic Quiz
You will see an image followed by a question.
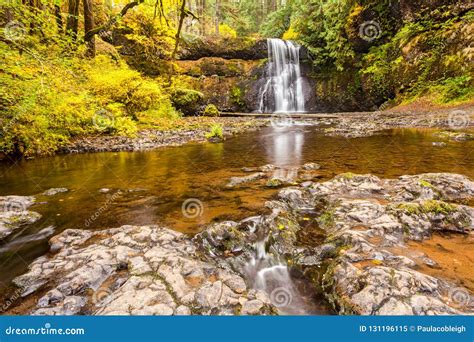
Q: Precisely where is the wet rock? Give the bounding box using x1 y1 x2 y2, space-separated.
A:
12 225 274 316
42 188 69 196
0 196 40 239
241 299 265 315
203 172 474 315
300 173 473 314
226 173 266 188
303 163 321 171
433 131 474 142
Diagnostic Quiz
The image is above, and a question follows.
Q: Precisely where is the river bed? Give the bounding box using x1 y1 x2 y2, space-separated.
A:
1 123 473 288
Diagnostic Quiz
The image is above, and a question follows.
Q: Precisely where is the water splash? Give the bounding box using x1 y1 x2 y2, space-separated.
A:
242 219 317 315
259 38 306 113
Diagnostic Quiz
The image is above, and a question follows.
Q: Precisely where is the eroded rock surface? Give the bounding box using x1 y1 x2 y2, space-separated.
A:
286 173 474 315
197 173 474 315
0 196 40 239
12 226 274 316
7 173 474 316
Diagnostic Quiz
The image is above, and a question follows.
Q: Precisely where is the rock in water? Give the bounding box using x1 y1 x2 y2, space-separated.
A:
42 188 69 196
0 196 40 239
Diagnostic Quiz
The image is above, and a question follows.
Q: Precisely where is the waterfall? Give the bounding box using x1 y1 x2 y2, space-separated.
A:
242 218 318 315
258 38 306 113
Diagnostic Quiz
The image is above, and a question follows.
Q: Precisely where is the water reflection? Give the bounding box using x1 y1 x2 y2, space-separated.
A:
262 126 305 167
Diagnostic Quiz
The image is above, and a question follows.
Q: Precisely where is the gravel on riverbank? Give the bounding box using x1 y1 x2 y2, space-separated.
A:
59 117 269 154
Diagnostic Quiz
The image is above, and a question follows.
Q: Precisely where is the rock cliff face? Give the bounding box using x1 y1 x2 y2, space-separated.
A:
108 1 472 114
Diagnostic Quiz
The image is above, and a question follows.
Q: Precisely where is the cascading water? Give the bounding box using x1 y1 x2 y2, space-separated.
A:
258 38 306 113
242 217 320 315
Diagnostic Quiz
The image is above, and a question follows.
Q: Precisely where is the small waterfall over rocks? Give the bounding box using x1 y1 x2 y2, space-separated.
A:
242 217 317 315
258 38 306 113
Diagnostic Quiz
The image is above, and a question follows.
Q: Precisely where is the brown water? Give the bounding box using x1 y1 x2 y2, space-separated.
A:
0 124 473 287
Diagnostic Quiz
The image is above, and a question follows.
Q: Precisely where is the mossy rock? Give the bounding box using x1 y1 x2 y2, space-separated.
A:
171 88 204 116
202 104 220 117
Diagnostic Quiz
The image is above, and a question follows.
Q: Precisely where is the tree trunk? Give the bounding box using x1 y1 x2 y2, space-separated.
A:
215 0 219 35
54 4 63 33
84 0 144 42
83 0 95 57
66 0 80 39
172 0 187 59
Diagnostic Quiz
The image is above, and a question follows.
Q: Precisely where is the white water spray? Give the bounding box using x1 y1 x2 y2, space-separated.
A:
243 219 313 315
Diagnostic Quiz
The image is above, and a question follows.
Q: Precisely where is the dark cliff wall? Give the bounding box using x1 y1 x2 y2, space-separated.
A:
110 0 473 114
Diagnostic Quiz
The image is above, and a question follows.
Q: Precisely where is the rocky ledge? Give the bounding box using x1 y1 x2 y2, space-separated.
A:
9 226 274 316
196 171 474 315
4 171 474 316
326 108 474 138
60 118 268 155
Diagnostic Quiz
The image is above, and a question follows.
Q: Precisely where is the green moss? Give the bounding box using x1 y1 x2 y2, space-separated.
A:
421 200 457 215
266 178 284 188
319 211 335 228
171 88 204 116
340 172 356 180
418 180 434 188
203 104 220 117
205 124 223 140
396 200 457 216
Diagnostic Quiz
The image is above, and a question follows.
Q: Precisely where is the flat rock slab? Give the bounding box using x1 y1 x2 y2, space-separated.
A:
12 226 274 316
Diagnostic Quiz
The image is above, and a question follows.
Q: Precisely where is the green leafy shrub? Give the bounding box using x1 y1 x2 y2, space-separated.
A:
260 4 293 38
205 124 224 140
0 43 179 156
203 104 220 117
434 76 474 103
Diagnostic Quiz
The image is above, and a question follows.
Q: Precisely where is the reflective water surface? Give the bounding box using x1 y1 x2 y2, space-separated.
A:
1 125 473 287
